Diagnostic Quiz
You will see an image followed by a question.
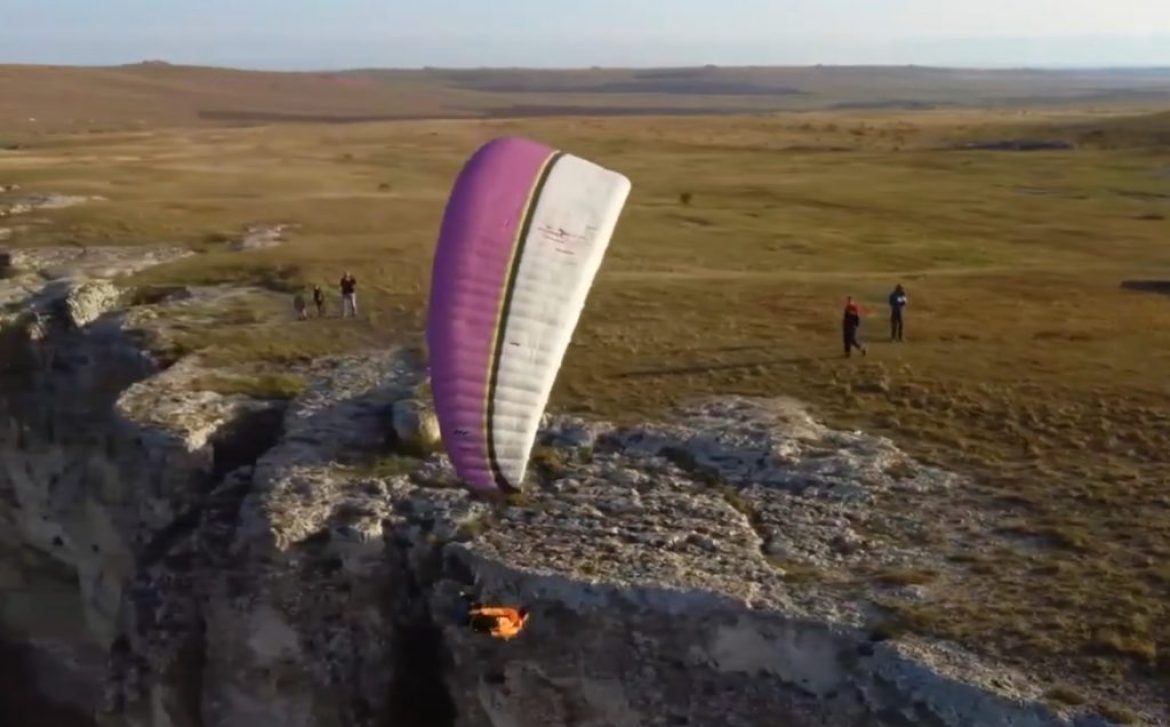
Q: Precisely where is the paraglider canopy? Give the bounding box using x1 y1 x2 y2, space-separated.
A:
426 137 631 494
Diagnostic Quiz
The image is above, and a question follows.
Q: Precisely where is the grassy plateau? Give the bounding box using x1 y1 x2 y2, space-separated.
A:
2 63 1170 719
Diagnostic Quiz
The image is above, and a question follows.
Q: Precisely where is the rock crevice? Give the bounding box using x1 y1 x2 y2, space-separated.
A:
0 245 1152 726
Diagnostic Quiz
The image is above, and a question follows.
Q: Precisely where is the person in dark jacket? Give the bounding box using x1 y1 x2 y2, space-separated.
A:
339 272 357 318
842 296 867 357
888 284 907 342
292 291 308 321
312 284 326 318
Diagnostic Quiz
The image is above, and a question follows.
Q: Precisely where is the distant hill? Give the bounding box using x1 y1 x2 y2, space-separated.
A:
3 62 1170 133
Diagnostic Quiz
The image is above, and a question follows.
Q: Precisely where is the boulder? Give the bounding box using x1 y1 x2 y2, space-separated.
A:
63 280 122 328
389 397 442 453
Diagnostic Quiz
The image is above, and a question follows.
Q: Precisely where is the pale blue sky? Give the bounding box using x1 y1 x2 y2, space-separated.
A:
4 0 1170 69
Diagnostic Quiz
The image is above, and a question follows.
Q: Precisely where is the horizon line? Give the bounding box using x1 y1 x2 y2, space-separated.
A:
5 60 1170 74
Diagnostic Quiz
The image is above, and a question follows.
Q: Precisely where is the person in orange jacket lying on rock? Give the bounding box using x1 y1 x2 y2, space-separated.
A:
467 605 529 640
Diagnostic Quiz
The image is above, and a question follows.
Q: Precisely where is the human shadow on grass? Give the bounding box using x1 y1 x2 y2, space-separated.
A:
612 356 826 379
642 344 789 356
1121 280 1170 296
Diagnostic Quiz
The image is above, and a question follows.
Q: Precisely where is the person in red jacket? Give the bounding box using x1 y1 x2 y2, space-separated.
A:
312 284 326 318
842 296 867 357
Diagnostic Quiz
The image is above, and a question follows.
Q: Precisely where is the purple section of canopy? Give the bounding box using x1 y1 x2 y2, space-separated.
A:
426 136 554 493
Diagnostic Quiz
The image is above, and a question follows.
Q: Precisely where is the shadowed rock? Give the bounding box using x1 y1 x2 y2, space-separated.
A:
0 245 1156 726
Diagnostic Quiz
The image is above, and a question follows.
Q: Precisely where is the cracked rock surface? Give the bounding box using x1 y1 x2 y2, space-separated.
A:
0 244 1153 727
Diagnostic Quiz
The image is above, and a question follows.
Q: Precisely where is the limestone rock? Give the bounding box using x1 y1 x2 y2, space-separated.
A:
0 245 1162 726
0 193 98 219
232 224 293 251
389 398 441 453
63 280 122 328
0 245 192 283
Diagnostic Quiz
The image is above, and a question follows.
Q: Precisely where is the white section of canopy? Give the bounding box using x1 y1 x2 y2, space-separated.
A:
489 154 631 487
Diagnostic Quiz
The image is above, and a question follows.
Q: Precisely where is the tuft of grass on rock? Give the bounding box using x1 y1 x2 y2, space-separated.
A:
767 557 823 583
194 372 307 400
528 445 571 484
659 445 725 486
1044 686 1088 707
453 515 492 542
1096 702 1140 725
717 485 754 518
339 452 423 482
126 284 190 307
872 567 939 588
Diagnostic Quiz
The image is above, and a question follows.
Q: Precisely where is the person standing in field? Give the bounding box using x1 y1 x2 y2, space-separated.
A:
888 283 908 342
842 296 867 357
312 284 326 317
339 272 358 318
292 290 308 321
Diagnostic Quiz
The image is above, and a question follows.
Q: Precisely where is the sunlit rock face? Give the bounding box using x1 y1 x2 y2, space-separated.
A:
0 245 1119 727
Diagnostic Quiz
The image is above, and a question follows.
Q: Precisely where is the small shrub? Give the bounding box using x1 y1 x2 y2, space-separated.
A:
126 285 188 307
873 568 938 587
1048 688 1090 707
1045 686 1087 707
718 485 753 517
659 446 723 485
340 452 422 482
529 446 570 483
1087 629 1157 665
200 231 235 247
504 491 533 508
767 557 821 582
454 515 491 542
679 191 693 206
1096 702 1139 725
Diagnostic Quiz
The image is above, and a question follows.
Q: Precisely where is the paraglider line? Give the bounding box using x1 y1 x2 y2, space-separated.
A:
484 150 566 494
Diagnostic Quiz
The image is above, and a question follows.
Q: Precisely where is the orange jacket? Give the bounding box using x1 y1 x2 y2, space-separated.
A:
469 606 528 640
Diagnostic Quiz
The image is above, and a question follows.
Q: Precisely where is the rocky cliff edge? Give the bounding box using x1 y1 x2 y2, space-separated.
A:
0 244 1128 727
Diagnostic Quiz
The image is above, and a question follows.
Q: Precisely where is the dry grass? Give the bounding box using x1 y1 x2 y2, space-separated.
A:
190 372 307 400
3 103 1170 707
3 62 1170 136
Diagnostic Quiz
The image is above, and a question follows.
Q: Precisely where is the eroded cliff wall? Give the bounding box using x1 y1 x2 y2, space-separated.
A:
0 246 1124 727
